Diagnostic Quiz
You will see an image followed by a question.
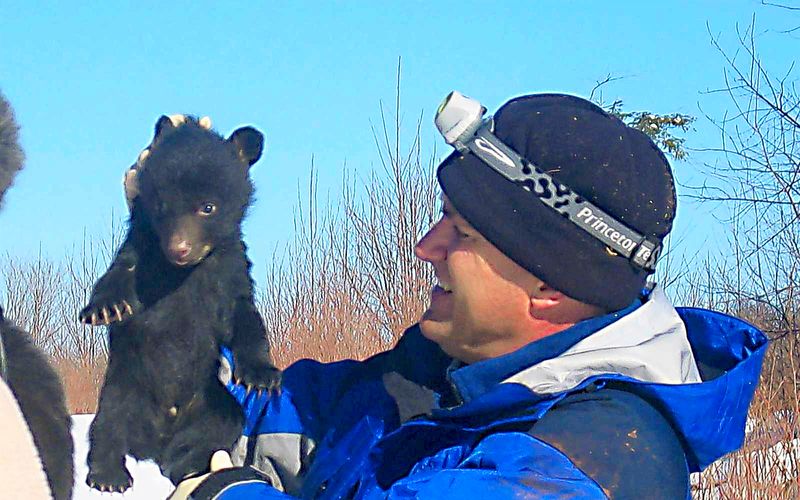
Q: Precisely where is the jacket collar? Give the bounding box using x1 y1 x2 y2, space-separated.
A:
503 286 702 395
446 291 645 405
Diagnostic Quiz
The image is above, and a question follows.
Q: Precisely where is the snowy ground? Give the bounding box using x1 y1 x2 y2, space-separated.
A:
72 414 173 500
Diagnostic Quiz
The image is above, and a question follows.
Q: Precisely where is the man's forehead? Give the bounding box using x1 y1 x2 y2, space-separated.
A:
441 195 456 215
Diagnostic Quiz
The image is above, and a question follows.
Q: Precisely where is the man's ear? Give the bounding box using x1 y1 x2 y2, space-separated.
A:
529 281 564 313
227 126 264 167
530 281 605 325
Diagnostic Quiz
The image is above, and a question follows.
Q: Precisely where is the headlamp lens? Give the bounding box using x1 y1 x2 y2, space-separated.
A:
436 92 454 116
434 91 485 146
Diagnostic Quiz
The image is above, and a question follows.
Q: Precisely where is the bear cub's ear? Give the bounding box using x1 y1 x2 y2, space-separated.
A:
227 126 264 167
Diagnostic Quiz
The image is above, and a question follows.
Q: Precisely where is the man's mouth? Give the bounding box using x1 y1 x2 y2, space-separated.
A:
431 281 453 298
422 279 454 322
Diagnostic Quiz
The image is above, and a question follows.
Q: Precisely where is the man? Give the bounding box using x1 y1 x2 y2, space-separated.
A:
171 92 767 499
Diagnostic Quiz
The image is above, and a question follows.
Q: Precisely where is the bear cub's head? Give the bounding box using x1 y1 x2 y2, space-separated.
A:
135 115 263 267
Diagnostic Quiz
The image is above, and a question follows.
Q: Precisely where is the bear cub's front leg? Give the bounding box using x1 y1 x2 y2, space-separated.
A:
79 224 144 326
229 298 281 393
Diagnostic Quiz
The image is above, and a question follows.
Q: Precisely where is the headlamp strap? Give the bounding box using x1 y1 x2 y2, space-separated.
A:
460 122 661 272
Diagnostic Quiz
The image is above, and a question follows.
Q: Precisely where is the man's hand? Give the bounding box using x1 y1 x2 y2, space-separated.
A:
168 450 234 500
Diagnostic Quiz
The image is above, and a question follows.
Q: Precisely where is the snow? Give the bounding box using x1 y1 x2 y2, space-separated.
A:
71 414 174 500
690 414 800 498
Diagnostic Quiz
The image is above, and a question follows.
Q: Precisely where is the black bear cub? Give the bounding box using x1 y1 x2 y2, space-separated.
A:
85 116 280 492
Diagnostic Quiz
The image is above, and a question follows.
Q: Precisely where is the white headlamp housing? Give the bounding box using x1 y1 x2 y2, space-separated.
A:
434 91 486 149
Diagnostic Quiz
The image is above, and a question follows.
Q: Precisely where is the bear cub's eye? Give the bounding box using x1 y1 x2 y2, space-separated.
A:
198 203 217 216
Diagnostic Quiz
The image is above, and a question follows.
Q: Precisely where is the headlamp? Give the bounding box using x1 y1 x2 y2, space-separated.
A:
434 92 487 150
434 91 663 273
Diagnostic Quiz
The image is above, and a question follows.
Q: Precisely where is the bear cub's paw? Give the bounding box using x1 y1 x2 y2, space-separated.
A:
79 266 140 326
234 354 282 394
86 464 134 493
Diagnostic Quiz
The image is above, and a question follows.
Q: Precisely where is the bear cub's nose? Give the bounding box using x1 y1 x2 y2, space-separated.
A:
169 239 192 261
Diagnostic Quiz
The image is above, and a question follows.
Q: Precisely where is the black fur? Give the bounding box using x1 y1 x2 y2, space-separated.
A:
0 91 24 208
86 117 279 492
0 92 74 500
0 320 75 500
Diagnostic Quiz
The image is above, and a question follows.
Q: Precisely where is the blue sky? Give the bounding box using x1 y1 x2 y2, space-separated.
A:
0 1 796 289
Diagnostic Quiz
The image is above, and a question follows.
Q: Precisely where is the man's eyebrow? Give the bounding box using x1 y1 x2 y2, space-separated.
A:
442 205 464 226
442 204 473 229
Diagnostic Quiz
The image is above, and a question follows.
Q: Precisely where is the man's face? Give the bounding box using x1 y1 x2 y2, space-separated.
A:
415 196 543 363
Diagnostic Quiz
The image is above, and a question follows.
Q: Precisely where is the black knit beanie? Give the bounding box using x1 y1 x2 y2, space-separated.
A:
437 93 676 311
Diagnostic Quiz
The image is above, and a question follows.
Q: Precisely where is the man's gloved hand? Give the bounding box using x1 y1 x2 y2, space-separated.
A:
168 450 235 500
168 449 282 500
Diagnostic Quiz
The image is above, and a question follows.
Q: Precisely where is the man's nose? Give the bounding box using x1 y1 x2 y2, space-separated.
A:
414 221 447 262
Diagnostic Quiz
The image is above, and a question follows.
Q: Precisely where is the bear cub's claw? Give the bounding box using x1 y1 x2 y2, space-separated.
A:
79 300 136 326
79 268 140 326
234 357 282 395
86 465 133 493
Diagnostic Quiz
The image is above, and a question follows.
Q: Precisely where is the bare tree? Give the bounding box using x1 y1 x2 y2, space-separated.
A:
259 60 438 365
1 250 64 352
673 17 800 494
1 229 117 412
689 15 799 344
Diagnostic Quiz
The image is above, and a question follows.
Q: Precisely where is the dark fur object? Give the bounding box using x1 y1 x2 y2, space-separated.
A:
86 116 280 492
0 92 74 500
0 91 24 208
0 318 74 500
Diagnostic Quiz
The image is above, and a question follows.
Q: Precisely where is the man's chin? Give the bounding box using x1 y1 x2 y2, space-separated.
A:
419 315 450 343
420 319 468 362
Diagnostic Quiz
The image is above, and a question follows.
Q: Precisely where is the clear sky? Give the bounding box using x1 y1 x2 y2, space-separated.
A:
0 1 796 289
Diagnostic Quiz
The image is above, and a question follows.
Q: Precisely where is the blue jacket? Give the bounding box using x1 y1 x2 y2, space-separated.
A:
204 288 767 499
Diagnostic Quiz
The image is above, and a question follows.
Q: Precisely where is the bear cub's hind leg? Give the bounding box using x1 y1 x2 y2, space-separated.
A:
86 385 134 492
